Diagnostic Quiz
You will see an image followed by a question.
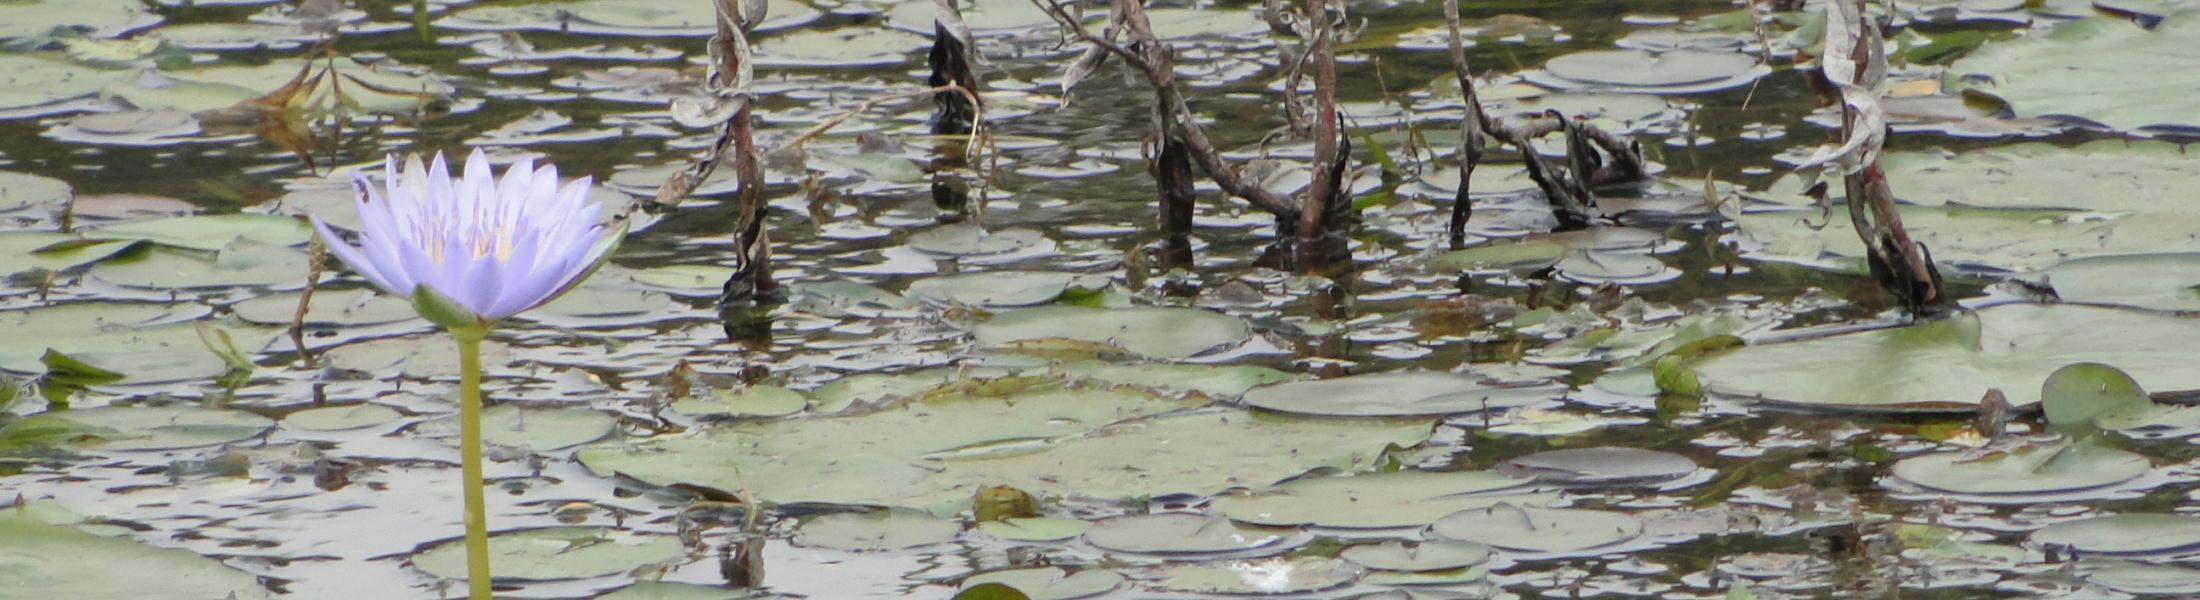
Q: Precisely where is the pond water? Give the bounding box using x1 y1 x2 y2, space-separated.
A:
5 0 2200 598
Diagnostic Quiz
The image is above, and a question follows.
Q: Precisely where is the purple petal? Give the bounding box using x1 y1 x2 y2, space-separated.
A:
310 217 400 296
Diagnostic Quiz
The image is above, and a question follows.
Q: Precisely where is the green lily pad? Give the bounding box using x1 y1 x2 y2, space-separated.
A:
0 234 141 276
1430 504 1643 553
1739 203 2200 273
2041 363 2152 429
416 406 616 453
628 265 738 297
411 527 684 581
1083 513 1296 555
794 508 962 551
104 58 452 117
1889 440 2152 496
0 509 269 600
1213 470 1549 529
1149 557 1359 595
90 240 311 289
0 54 120 116
962 567 1123 600
1052 361 1295 398
671 385 806 418
1242 372 1561 417
2082 559 2200 595
231 289 420 327
1879 141 2200 215
284 403 403 431
0 0 158 41
580 387 1430 513
976 517 1089 542
1496 447 1699 486
321 336 515 379
906 271 1082 308
2031 514 2200 556
84 214 311 251
1340 540 1493 572
597 582 758 600
909 223 1044 257
45 405 273 451
755 27 927 67
974 306 1249 360
0 171 73 213
1947 15 2200 132
1693 304 2200 411
886 0 1057 35
2035 253 2200 313
1544 49 1761 87
42 347 232 386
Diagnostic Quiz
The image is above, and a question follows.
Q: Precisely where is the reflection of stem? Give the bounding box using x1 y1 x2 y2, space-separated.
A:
454 326 493 600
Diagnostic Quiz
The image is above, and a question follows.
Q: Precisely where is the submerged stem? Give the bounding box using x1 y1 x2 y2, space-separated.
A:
454 326 492 600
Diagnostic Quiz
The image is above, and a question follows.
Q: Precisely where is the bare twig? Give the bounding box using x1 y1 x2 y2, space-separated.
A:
1299 0 1344 243
1032 0 1299 219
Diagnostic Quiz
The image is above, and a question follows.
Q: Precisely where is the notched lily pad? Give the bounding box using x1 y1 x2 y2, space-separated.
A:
1430 504 1643 554
411 527 684 581
45 405 273 451
1243 371 1562 417
974 306 1249 360
2032 514 2200 557
962 567 1123 600
1496 447 1698 486
0 508 270 600
1082 513 1298 555
1214 470 1550 529
794 508 961 551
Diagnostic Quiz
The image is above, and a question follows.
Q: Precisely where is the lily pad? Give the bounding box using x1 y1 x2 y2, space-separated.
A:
1947 15 2200 132
0 170 73 213
962 567 1123 600
2035 253 2200 313
89 240 312 290
84 214 311 251
411 527 684 581
1496 447 1698 486
1149 557 1360 595
0 303 276 375
794 508 962 551
755 27 927 68
580 394 1430 513
0 234 140 276
45 405 273 451
1242 372 1562 417
1531 49 1766 93
0 0 160 41
906 271 1082 308
0 54 119 117
1083 513 1297 555
2031 514 2200 557
1430 504 1643 553
975 517 1086 543
284 403 403 431
974 306 1248 360
908 223 1045 257
1053 361 1295 398
1889 440 2152 496
232 289 420 327
1693 304 2200 411
1213 470 1549 529
1340 540 1494 572
671 385 807 418
1879 141 2200 215
2041 363 2152 429
0 509 269 600
416 406 616 453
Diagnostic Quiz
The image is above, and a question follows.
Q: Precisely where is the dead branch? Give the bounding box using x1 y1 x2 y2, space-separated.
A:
1443 0 1483 247
1298 0 1344 244
927 0 982 136
1819 0 1950 315
1033 0 1299 220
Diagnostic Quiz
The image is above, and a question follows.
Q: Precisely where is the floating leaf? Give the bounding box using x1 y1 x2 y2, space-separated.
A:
672 385 807 418
1694 304 2200 411
1947 15 2200 132
794 508 962 551
907 271 1082 308
0 509 269 600
1496 447 1698 486
1430 504 1643 553
974 306 1248 360
284 404 402 431
42 405 273 451
1083 513 1297 555
84 214 311 251
1889 440 2152 496
976 517 1089 542
2031 514 2200 557
1215 470 1548 529
1149 556 1360 595
416 406 615 453
1243 372 1561 417
962 567 1121 600
410 527 683 581
2035 253 2200 313
1340 540 1493 572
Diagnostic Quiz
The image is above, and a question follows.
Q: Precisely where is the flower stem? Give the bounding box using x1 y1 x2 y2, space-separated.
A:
454 326 493 600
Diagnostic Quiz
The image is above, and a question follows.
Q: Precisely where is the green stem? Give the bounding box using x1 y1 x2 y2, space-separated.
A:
454 326 492 600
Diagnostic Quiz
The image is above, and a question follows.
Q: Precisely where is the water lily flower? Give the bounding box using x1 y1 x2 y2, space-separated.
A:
310 149 617 329
309 148 620 600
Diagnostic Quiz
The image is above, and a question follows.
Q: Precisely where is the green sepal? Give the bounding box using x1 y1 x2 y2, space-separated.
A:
411 283 488 332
